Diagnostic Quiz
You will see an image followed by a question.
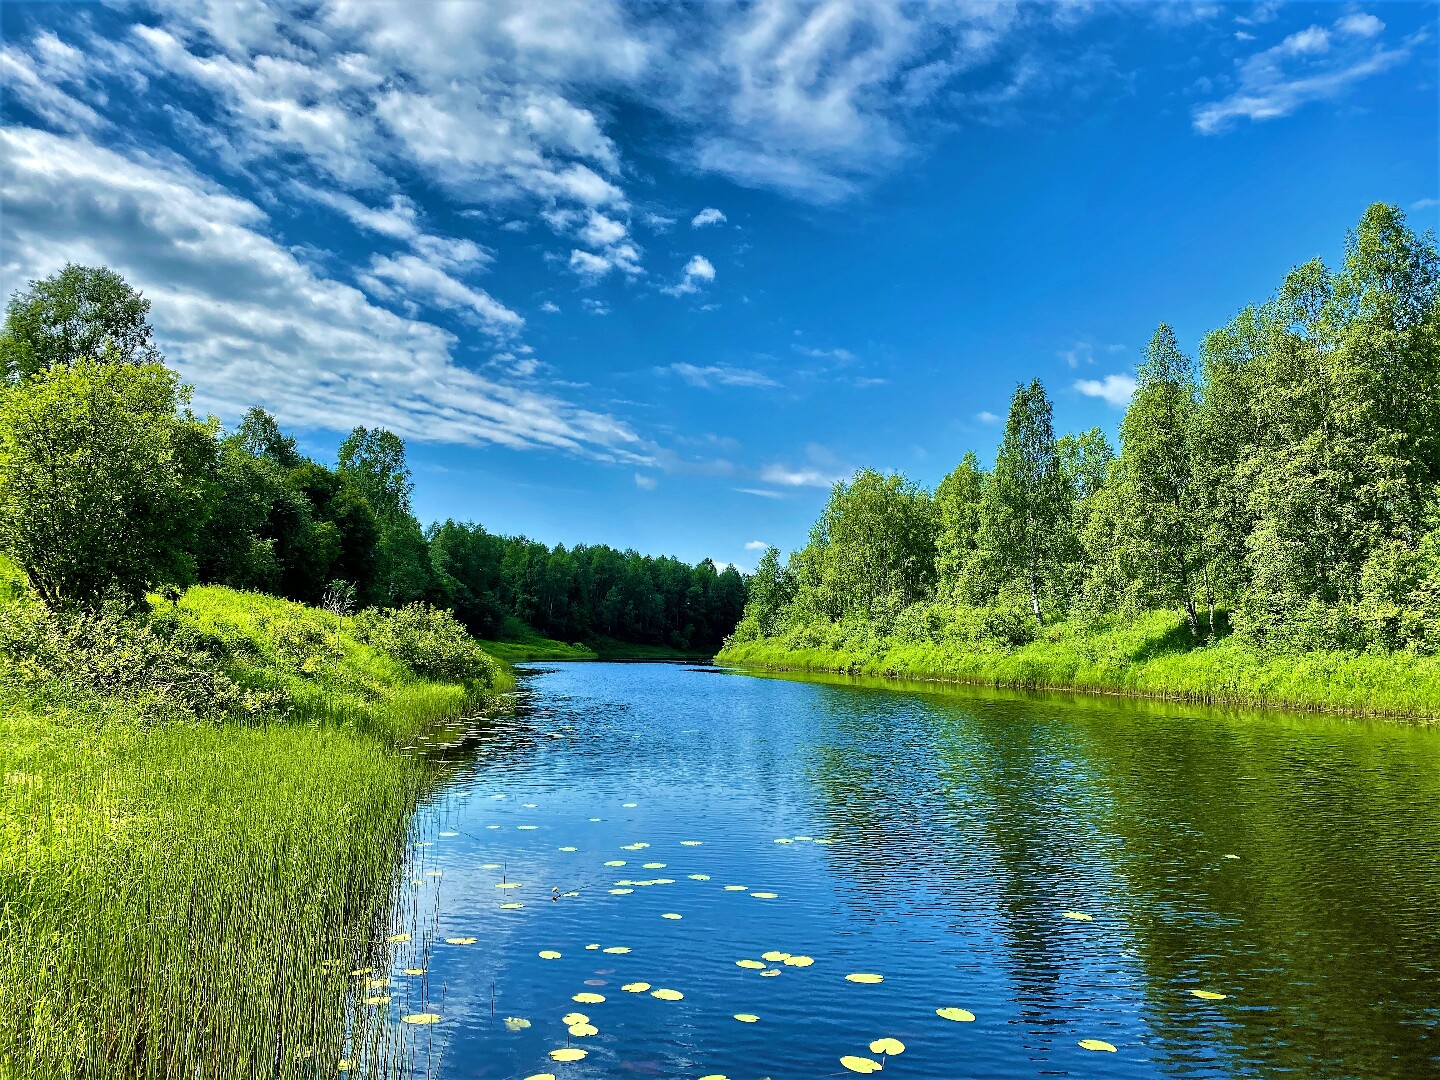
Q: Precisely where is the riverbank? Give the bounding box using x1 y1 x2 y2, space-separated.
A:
0 577 507 1078
479 618 714 662
717 610 1440 720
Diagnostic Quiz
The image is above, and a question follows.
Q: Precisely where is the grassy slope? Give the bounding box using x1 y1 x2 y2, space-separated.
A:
479 615 712 662
0 579 505 1078
717 610 1440 719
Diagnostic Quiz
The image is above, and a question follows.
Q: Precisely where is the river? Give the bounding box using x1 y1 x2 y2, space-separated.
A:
381 661 1440 1079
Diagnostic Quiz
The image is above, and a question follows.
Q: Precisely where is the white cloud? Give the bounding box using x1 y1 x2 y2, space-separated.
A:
359 254 520 333
1193 15 1409 135
793 344 857 363
581 298 610 315
1412 198 1439 212
759 464 845 488
540 300 561 313
662 362 778 389
0 125 644 461
976 410 1000 424
744 540 769 551
691 207 727 227
662 254 717 296
1075 373 1138 408
1336 13 1384 39
635 473 658 490
569 249 614 281
737 487 786 499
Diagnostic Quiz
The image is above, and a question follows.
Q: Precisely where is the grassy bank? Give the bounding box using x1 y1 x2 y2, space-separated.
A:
0 576 507 1078
479 616 713 662
717 610 1440 719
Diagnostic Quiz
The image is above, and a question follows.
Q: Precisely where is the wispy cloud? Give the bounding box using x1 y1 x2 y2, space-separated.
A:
635 473 658 490
660 362 778 389
1075 373 1137 408
759 464 844 488
691 207 726 227
1194 13 1409 135
0 125 644 460
744 540 769 551
737 487 787 499
976 410 1000 424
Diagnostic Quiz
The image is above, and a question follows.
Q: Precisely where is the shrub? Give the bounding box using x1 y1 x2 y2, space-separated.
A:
350 602 497 686
0 597 284 724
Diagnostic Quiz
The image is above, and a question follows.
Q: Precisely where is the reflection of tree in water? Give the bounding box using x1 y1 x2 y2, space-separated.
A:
800 671 1440 1078
804 678 1133 1046
1073 704 1440 1079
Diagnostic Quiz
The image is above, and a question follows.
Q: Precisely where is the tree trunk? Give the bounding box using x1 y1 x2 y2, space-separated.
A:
1203 563 1215 635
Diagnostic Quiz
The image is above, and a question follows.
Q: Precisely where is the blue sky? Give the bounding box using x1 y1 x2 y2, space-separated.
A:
2 1 1435 570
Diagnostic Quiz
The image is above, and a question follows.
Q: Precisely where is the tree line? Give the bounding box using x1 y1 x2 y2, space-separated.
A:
0 264 746 650
735 203 1440 655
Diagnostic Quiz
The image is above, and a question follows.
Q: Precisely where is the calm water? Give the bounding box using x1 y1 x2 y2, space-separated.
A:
387 662 1440 1079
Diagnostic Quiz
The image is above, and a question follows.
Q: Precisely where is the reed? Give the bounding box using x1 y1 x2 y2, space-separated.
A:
0 577 506 1078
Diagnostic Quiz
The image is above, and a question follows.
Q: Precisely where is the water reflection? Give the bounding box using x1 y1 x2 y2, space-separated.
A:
401 663 1440 1079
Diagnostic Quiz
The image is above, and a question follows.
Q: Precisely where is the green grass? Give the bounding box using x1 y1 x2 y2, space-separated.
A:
0 574 506 1078
717 611 1440 720
479 616 713 662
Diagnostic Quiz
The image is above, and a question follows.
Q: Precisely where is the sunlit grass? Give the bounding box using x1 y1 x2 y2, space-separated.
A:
719 610 1440 719
0 574 508 1078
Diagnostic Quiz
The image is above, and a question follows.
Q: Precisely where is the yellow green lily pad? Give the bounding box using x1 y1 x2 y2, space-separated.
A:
549 1048 587 1062
1079 1039 1117 1052
539 950 562 960
503 1017 531 1031
845 973 884 984
870 1038 905 1055
621 982 651 993
401 1013 441 1025
650 988 683 1000
840 1056 883 1073
1189 989 1227 1000
936 1007 975 1022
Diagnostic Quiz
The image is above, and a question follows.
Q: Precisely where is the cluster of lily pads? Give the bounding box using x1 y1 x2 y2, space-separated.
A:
350 796 1234 1076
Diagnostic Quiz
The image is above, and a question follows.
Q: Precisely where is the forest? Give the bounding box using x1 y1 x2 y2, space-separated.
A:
726 204 1440 698
0 262 745 653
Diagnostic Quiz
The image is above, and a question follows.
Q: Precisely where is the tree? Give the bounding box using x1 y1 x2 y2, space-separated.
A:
1111 325 1202 633
934 453 985 603
791 470 937 626
744 547 796 636
0 361 213 609
338 426 414 521
976 380 1066 619
1 264 162 380
236 407 302 470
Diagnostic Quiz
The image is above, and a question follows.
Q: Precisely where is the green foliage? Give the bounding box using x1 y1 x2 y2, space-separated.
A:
788 469 936 630
351 601 498 685
0 360 214 610
1 263 162 380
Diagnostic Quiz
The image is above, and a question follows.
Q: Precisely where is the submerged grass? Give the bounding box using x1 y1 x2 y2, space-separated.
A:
0 573 508 1078
718 611 1440 719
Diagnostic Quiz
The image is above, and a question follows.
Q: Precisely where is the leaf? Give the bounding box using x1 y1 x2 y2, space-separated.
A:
1078 1039 1117 1052
549 1048 587 1062
935 1007 975 1022
840 1056 884 1073
845 973 884 984
869 1038 905 1056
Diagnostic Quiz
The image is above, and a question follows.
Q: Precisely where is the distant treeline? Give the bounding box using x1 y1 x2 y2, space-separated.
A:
734 203 1440 656
0 263 745 650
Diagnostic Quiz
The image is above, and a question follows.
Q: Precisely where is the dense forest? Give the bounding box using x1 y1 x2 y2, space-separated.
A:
732 203 1440 659
0 264 746 651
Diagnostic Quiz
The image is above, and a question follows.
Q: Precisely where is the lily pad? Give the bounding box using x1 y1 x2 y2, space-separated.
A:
567 1022 598 1037
1061 911 1093 921
1189 989 1227 1000
445 937 477 945
401 1013 441 1025
562 1012 589 1025
783 956 814 967
1079 1039 1117 1052
734 1013 759 1023
650 988 683 1000
539 950 562 960
736 959 766 970
936 1007 975 1022
840 1056 883 1073
572 992 605 1004
503 1017 531 1031
662 913 683 920
549 1048 587 1062
870 1038 905 1056
621 982 652 993
845 973 884 984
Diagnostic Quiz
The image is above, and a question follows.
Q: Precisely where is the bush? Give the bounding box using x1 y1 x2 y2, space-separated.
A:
350 602 497 686
0 597 284 724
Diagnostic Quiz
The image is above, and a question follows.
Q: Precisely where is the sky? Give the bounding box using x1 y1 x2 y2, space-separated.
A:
2 1 1436 572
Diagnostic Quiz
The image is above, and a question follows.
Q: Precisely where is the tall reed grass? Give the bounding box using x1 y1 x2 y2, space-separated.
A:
0 576 507 1078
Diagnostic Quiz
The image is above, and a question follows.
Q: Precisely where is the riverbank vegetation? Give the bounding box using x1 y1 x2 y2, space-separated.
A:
721 204 1440 717
0 571 502 1077
0 266 513 1075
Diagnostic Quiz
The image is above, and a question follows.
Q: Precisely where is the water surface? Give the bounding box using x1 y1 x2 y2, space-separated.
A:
392 662 1440 1079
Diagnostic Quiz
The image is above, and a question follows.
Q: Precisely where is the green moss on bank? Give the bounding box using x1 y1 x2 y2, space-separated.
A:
0 579 506 1078
717 611 1440 719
